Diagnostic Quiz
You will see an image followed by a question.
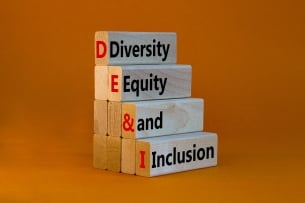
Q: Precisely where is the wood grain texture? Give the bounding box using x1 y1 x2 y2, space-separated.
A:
106 136 121 172
107 66 122 101
95 31 109 65
95 66 108 100
94 100 107 135
122 98 203 139
95 31 176 65
135 140 151 177
121 103 136 139
93 134 107 170
136 132 218 177
107 101 121 137
107 65 191 101
121 138 136 174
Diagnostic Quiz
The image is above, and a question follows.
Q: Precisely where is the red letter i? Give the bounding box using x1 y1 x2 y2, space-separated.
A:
139 151 146 168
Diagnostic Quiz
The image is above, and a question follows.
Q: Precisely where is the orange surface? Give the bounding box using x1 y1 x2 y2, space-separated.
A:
1 0 305 202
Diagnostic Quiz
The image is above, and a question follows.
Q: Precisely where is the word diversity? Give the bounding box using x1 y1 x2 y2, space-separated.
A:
95 31 176 65
93 31 218 177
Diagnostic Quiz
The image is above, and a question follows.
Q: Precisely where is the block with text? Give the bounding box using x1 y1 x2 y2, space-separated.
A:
121 98 203 139
135 132 218 177
95 31 176 65
108 65 191 101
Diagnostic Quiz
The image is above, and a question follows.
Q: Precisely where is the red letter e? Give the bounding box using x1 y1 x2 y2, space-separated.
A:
111 75 119 92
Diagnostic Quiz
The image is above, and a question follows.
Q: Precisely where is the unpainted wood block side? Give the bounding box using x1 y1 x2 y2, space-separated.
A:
106 136 121 172
121 138 136 174
95 31 109 65
93 134 107 170
108 101 122 137
121 103 137 139
108 66 122 101
95 66 108 100
94 100 107 135
135 141 151 177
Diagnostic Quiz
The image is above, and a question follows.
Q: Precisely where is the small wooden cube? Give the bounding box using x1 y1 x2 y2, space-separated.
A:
107 101 121 137
94 100 107 135
95 66 108 100
93 134 107 170
121 138 136 174
106 136 121 172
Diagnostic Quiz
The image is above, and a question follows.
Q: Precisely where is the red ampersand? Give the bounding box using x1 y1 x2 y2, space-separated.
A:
123 113 134 132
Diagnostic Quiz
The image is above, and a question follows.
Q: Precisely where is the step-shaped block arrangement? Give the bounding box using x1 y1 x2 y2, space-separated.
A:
93 31 218 176
95 31 176 65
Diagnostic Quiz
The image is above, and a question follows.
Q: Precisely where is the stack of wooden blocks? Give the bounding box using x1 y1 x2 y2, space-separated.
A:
93 31 218 177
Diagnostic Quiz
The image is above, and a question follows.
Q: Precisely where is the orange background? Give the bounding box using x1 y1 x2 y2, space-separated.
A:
1 0 305 202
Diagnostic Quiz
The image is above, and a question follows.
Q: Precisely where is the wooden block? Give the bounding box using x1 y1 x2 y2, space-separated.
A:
121 138 136 174
121 98 203 139
135 132 218 177
107 101 121 137
95 31 176 65
93 134 107 169
95 66 108 100
94 100 107 135
107 64 191 101
106 136 121 172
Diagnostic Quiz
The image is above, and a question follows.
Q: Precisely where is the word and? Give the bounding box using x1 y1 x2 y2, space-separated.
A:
144 144 215 168
138 111 163 131
111 73 168 97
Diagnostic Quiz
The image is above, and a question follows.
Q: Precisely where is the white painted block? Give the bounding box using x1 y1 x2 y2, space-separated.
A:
121 98 203 139
107 65 192 101
135 132 218 177
95 31 176 65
